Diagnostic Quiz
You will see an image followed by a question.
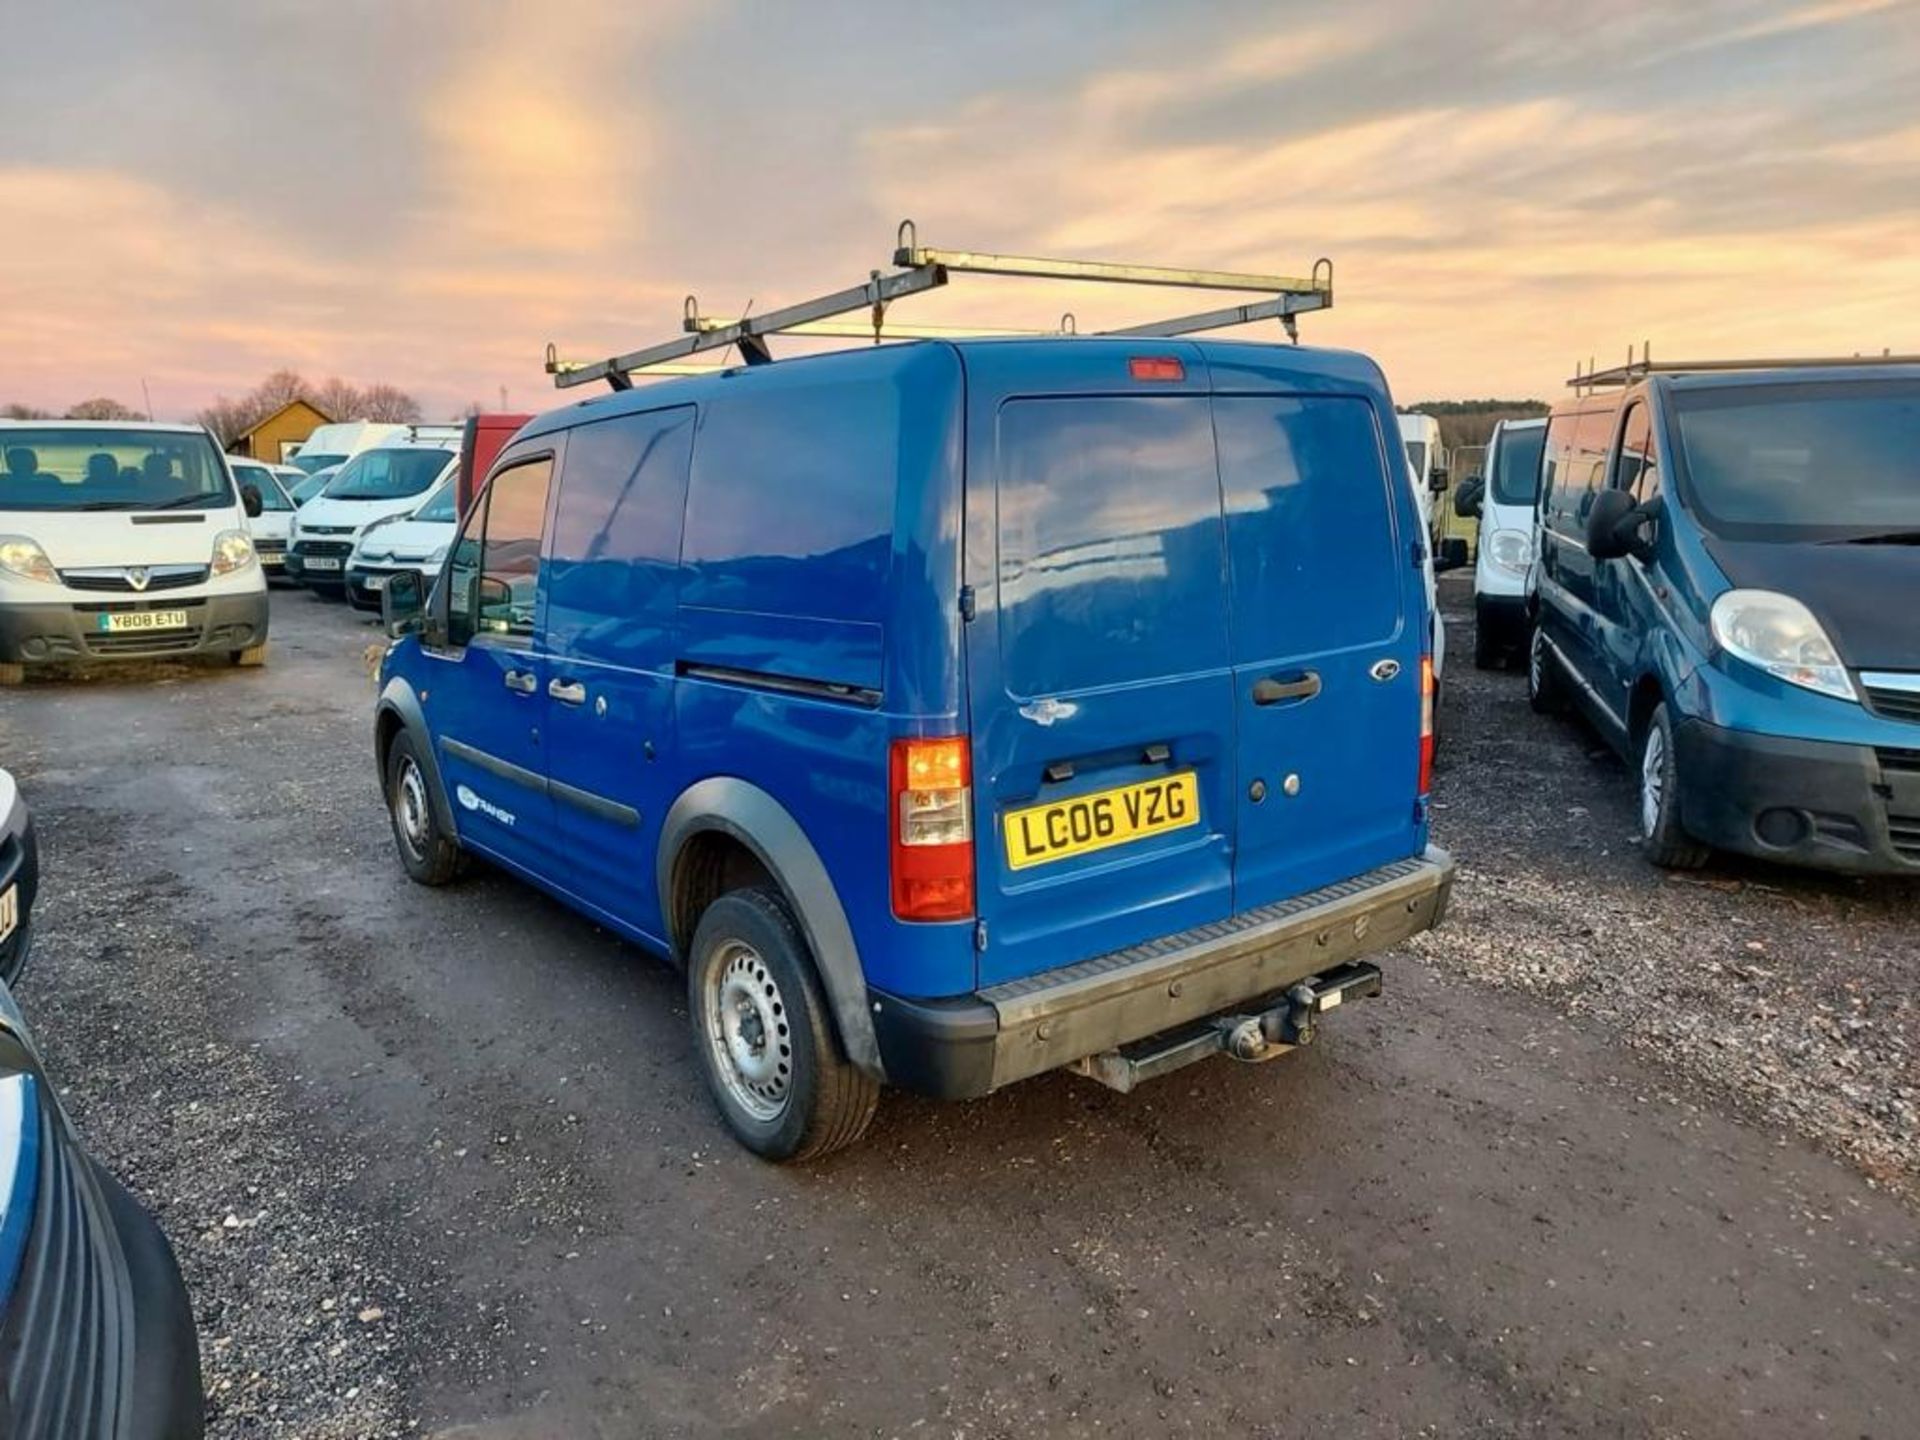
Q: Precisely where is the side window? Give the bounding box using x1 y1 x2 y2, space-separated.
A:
442 498 486 649
1540 413 1580 532
1614 402 1661 503
441 456 552 648
475 457 553 639
546 408 695 664
1569 407 1615 529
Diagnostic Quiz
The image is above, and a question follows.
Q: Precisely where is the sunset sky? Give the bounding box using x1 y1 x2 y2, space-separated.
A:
6 0 1919 421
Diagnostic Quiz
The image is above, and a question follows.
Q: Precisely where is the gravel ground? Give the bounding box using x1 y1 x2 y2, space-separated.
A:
0 581 1914 1437
1425 576 1918 1203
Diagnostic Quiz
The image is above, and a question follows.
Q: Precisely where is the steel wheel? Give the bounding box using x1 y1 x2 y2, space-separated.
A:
703 940 793 1124
1640 721 1666 837
393 755 430 862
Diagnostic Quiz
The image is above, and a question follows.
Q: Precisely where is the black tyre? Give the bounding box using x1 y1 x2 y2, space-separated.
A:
1527 627 1568 715
1473 622 1502 670
232 641 268 667
0 662 22 686
688 888 879 1162
1637 702 1711 870
385 729 463 886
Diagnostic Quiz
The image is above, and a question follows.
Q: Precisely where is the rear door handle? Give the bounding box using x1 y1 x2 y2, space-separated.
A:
548 678 587 706
1253 671 1321 705
503 669 537 695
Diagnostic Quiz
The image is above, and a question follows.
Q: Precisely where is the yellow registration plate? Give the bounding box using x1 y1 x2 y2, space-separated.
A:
99 609 189 633
1003 771 1201 871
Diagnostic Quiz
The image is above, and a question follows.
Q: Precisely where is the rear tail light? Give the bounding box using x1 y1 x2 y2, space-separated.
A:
1418 655 1435 797
890 737 975 921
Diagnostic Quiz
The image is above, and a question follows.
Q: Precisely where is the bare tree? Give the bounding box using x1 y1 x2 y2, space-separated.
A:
309 377 363 421
1 403 54 420
65 397 145 421
359 383 422 423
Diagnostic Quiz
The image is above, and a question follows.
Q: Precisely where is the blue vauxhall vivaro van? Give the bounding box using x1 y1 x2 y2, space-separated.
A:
373 338 1455 1159
1530 359 1920 874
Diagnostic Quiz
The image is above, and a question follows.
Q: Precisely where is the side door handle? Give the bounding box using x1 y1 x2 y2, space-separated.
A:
1253 671 1321 706
548 678 587 706
503 669 538 695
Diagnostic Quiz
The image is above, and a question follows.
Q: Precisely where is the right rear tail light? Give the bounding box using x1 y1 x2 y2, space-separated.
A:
1418 655 1435 797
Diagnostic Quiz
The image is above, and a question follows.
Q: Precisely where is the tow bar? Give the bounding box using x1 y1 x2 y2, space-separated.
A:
1065 961 1383 1094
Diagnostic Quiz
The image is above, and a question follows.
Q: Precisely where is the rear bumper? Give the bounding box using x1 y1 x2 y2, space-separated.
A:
0 592 267 665
871 847 1454 1100
1674 718 1920 875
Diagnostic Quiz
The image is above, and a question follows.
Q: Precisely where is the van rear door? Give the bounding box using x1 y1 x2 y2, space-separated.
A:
1213 389 1424 906
962 345 1238 988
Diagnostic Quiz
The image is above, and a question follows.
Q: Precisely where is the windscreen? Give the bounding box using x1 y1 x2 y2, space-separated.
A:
291 451 346 475
1404 440 1427 478
1490 425 1547 506
413 480 457 522
1674 379 1920 540
0 427 234 512
325 448 449 501
231 461 293 511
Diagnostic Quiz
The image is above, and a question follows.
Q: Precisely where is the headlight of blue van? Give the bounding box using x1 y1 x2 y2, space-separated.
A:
1709 589 1856 702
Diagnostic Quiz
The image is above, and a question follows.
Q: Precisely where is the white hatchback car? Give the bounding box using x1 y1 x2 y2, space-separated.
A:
345 479 457 612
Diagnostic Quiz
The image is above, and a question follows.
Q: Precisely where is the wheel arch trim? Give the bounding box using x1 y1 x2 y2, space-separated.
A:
658 777 883 1079
374 678 458 840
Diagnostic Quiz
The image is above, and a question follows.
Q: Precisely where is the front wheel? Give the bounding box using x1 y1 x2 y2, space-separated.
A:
0 662 22 687
1638 703 1710 870
232 641 268 667
688 889 879 1162
385 729 463 885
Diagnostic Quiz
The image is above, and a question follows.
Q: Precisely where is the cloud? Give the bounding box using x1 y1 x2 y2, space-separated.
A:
860 0 1920 398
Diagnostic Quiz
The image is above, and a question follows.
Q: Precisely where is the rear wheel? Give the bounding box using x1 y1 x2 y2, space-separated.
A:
385 729 463 885
1527 627 1567 715
688 888 878 1162
1638 703 1711 870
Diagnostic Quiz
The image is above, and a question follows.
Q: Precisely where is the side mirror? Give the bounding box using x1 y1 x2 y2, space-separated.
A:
1586 489 1658 562
1453 475 1485 518
477 575 511 613
240 484 264 519
1434 536 1471 573
381 568 426 638
1427 465 1449 495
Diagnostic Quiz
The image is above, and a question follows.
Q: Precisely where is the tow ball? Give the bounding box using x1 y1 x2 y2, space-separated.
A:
1067 961 1385 1093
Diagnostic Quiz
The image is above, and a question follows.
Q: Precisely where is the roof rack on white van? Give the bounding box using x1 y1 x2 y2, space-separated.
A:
546 219 1334 392
1569 342 1920 393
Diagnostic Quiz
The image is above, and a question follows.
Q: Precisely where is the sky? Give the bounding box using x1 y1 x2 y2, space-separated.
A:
5 0 1919 421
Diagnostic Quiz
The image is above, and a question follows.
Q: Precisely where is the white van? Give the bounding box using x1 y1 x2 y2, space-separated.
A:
0 421 268 683
1454 416 1546 668
286 421 411 476
1398 412 1449 538
286 441 458 592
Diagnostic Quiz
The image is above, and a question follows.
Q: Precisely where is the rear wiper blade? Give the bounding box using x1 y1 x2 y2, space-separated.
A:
1824 529 1920 546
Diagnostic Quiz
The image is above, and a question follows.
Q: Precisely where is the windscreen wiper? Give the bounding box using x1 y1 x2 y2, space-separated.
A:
145 492 220 510
1824 529 1920 545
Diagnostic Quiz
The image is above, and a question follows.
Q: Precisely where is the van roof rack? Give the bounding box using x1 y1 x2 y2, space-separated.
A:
546 219 1334 391
1569 342 1920 392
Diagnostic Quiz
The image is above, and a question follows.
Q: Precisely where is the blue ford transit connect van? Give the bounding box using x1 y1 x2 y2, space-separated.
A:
374 338 1454 1158
1530 359 1920 873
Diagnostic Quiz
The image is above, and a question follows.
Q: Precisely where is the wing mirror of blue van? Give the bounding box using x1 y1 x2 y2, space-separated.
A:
1587 489 1659 563
381 568 426 638
240 483 264 519
1453 475 1484 518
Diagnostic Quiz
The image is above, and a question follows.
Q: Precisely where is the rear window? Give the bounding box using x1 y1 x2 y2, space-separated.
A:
1215 395 1402 660
1490 424 1546 507
681 383 896 622
996 397 1227 696
0 426 234 512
